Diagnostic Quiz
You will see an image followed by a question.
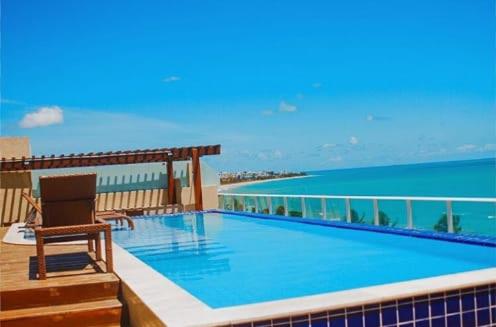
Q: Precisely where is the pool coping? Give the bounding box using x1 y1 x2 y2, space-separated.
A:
112 212 496 327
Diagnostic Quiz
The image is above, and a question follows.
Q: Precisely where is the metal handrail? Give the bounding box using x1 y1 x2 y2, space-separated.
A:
218 192 496 203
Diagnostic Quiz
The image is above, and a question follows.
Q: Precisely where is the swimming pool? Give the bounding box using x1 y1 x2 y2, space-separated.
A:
112 211 496 310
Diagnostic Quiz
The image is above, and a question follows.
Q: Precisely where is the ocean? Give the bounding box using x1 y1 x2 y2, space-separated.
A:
225 158 496 237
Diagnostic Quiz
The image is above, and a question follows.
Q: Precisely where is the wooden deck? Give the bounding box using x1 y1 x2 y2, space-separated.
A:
0 228 123 326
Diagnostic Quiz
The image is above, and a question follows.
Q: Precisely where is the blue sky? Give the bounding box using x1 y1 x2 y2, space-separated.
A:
1 0 494 171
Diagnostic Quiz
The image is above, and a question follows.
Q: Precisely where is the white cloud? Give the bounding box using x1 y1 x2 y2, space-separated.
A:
456 144 477 152
328 155 342 162
482 143 496 151
366 114 390 121
321 143 337 149
19 106 64 128
162 76 180 83
257 152 268 160
261 109 273 116
349 136 359 145
312 82 321 88
1 98 24 105
279 101 297 112
455 143 496 153
273 150 283 159
256 149 283 161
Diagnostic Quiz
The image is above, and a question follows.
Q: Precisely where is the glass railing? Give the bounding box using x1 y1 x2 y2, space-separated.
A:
218 193 496 237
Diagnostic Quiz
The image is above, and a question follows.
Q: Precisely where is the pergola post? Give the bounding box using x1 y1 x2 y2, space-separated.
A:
167 156 176 204
191 148 203 210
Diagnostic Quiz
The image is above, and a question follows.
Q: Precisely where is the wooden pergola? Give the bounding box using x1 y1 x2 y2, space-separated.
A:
0 145 221 210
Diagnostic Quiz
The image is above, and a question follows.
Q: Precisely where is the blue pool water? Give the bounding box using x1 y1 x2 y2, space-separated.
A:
113 212 496 308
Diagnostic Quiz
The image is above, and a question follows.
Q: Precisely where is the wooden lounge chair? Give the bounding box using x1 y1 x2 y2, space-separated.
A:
94 210 135 230
22 193 135 230
21 192 42 227
35 173 113 279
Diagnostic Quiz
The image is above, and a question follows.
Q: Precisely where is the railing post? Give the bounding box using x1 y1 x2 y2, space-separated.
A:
301 197 306 218
283 197 288 216
255 196 259 213
373 199 379 226
446 200 454 233
231 196 235 211
220 195 225 209
267 196 272 214
406 200 413 229
345 198 351 223
241 196 245 212
321 197 327 220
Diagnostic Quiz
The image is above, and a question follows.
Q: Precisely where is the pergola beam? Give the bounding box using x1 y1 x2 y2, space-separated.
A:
191 148 203 210
0 145 221 209
0 145 221 172
167 156 176 205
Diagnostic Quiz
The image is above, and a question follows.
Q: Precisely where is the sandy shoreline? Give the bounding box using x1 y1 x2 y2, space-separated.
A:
218 175 314 191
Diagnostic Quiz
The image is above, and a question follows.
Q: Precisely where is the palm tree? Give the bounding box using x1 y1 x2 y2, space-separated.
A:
378 211 397 227
434 213 462 233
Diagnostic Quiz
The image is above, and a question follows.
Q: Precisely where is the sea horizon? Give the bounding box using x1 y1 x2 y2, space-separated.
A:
228 157 496 198
304 156 495 175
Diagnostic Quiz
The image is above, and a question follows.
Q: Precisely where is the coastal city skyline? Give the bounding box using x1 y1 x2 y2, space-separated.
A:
1 0 494 171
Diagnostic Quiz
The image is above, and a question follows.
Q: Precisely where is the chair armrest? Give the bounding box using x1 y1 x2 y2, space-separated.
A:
35 223 110 237
22 192 42 214
95 217 108 224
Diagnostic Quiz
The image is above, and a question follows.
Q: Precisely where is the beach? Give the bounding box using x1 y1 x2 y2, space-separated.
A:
218 175 313 191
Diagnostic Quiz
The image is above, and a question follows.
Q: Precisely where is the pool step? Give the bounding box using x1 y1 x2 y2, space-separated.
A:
0 299 122 327
0 273 120 310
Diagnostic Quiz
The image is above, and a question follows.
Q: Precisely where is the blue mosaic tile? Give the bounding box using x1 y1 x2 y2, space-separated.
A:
398 301 413 322
329 315 345 327
430 297 445 316
431 316 446 327
414 301 429 319
310 311 327 327
462 311 476 327
381 306 397 325
310 311 327 319
364 303 379 310
476 290 490 308
346 305 363 313
414 319 429 327
309 318 326 327
490 285 496 305
364 309 380 327
477 308 490 325
329 309 345 316
447 314 461 327
461 291 475 311
346 312 363 327
272 317 291 327
446 295 460 313
414 295 428 301
291 315 309 327
242 283 494 327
